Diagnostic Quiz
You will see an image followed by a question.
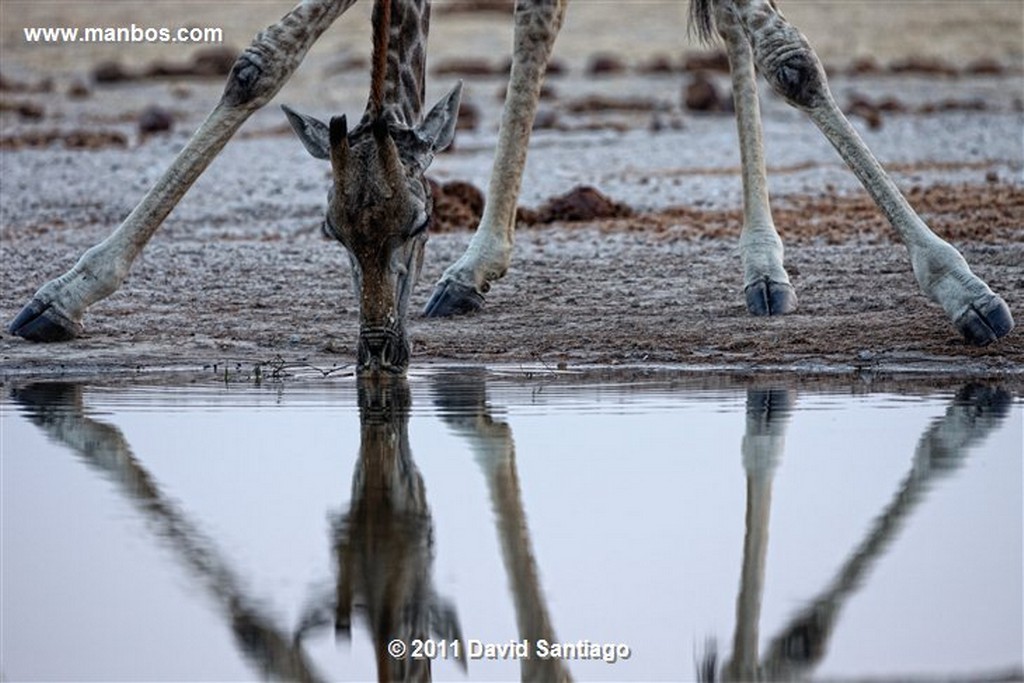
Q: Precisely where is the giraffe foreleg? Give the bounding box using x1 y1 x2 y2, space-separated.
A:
716 5 796 315
732 0 1013 345
8 0 357 342
424 0 567 317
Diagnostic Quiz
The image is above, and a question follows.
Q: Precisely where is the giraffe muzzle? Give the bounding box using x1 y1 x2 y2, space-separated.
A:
357 325 410 375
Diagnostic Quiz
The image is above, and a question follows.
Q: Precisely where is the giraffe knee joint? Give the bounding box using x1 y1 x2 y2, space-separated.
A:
764 49 827 109
750 18 830 110
223 50 272 108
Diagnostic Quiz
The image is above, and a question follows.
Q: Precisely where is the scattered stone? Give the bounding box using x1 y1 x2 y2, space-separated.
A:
682 50 730 73
846 56 882 75
683 72 729 113
0 73 54 92
964 58 1005 76
142 46 237 79
637 54 676 74
1 129 128 150
435 0 513 14
918 98 987 114
0 99 45 120
93 61 133 83
586 53 627 75
456 100 480 131
138 105 175 136
544 58 567 77
649 111 685 133
519 185 633 225
532 108 560 130
888 56 959 77
564 95 659 113
94 47 238 84
846 95 883 130
67 79 91 99
432 57 503 77
188 46 238 77
428 178 485 232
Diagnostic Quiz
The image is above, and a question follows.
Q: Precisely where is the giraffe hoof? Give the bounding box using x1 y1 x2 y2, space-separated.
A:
8 298 82 342
745 279 798 316
954 294 1014 346
423 280 485 317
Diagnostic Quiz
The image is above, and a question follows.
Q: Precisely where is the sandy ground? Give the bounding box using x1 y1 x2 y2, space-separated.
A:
1 1 1022 382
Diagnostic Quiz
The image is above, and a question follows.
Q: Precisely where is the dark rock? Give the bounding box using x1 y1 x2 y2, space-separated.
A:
433 57 502 77
522 185 633 225
456 100 480 131
138 105 174 135
682 50 730 73
189 46 238 77
67 79 91 99
684 72 727 112
586 53 627 75
428 178 485 232
93 61 133 83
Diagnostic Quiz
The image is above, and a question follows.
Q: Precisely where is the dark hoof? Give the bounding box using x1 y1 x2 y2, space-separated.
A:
8 299 81 342
955 295 1014 346
423 280 485 317
745 279 798 316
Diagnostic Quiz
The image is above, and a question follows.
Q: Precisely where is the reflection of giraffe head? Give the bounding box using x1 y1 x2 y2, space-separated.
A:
326 377 462 680
283 0 461 375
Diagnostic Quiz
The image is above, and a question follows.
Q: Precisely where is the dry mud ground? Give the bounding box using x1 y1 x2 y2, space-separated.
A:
1 1 1023 383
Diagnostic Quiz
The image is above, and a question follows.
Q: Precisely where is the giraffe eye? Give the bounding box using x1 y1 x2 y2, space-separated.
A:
407 214 430 238
323 215 345 242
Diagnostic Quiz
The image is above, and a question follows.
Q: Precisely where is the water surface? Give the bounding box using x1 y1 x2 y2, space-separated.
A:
2 373 1021 681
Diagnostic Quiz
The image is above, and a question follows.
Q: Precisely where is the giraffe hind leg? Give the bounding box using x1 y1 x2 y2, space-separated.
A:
714 2 797 316
725 0 1012 345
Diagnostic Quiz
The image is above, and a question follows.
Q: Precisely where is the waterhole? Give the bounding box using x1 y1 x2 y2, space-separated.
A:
2 372 1021 681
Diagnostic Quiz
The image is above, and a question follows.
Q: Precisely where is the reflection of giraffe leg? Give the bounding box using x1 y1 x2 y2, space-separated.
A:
723 389 794 681
11 383 326 682
432 372 572 682
757 384 1013 681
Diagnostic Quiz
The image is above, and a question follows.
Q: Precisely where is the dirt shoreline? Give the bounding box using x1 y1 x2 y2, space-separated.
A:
3 182 1022 386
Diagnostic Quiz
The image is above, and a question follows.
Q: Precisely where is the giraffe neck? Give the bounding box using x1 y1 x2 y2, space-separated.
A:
368 0 430 127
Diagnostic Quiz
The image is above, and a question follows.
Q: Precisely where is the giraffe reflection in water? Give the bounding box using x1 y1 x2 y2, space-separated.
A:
295 377 465 682
705 384 1015 682
9 379 1015 682
11 383 327 683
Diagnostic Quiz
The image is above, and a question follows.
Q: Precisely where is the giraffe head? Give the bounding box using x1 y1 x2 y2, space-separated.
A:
282 84 461 375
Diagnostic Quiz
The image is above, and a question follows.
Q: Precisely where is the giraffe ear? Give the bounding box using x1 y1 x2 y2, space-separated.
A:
417 81 462 153
281 104 330 160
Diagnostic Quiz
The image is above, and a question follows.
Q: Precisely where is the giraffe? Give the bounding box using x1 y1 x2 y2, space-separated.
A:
7 0 1015 372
